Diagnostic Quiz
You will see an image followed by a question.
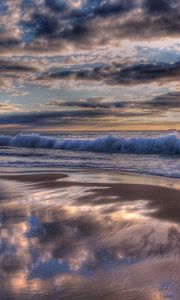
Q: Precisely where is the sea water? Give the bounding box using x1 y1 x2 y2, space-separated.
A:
0 130 179 178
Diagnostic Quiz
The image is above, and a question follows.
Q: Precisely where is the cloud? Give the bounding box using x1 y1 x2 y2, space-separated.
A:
20 0 180 52
0 110 110 126
2 58 179 96
0 60 36 72
0 0 180 54
46 97 127 109
0 107 154 129
143 0 174 14
39 61 180 86
44 0 68 13
51 93 180 112
22 12 59 39
0 59 38 93
149 92 180 108
0 101 22 112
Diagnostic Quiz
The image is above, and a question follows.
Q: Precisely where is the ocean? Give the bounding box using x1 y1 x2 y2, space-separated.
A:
0 130 179 178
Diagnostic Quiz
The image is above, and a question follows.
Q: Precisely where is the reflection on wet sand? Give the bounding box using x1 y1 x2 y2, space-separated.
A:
0 171 180 299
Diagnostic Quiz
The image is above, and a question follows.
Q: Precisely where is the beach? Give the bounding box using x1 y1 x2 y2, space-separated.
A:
0 169 180 299
0 0 180 298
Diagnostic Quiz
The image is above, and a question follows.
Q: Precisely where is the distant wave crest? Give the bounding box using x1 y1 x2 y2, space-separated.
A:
0 133 179 154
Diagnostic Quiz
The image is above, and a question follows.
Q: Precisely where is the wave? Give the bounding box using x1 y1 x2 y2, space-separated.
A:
0 133 179 155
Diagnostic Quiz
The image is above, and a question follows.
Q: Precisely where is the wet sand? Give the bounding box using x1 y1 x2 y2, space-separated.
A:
0 170 180 300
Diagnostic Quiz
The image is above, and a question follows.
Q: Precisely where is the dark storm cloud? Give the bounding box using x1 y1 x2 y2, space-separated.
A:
143 0 174 14
39 61 180 85
1 58 180 96
0 0 180 54
44 0 68 13
120 91 180 111
0 110 111 128
44 0 135 20
22 13 59 38
46 93 180 113
0 58 180 95
24 0 180 50
115 0 180 40
44 90 180 125
46 97 127 109
19 0 138 50
0 110 106 124
86 0 135 18
0 38 21 49
0 60 36 72
150 92 180 108
0 108 152 128
0 59 37 93
114 62 180 85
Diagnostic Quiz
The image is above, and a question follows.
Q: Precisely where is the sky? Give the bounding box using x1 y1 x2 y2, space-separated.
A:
0 0 180 131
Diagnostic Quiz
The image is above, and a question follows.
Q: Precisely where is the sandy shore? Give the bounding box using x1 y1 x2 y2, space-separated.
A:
0 170 180 299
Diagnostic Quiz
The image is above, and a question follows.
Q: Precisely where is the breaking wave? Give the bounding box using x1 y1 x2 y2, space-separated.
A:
0 133 179 155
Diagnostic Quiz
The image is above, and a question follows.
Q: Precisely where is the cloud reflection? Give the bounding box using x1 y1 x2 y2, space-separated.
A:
0 172 180 299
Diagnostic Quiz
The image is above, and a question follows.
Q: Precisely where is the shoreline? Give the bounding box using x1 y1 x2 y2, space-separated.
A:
0 167 179 188
0 168 180 223
0 167 180 299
